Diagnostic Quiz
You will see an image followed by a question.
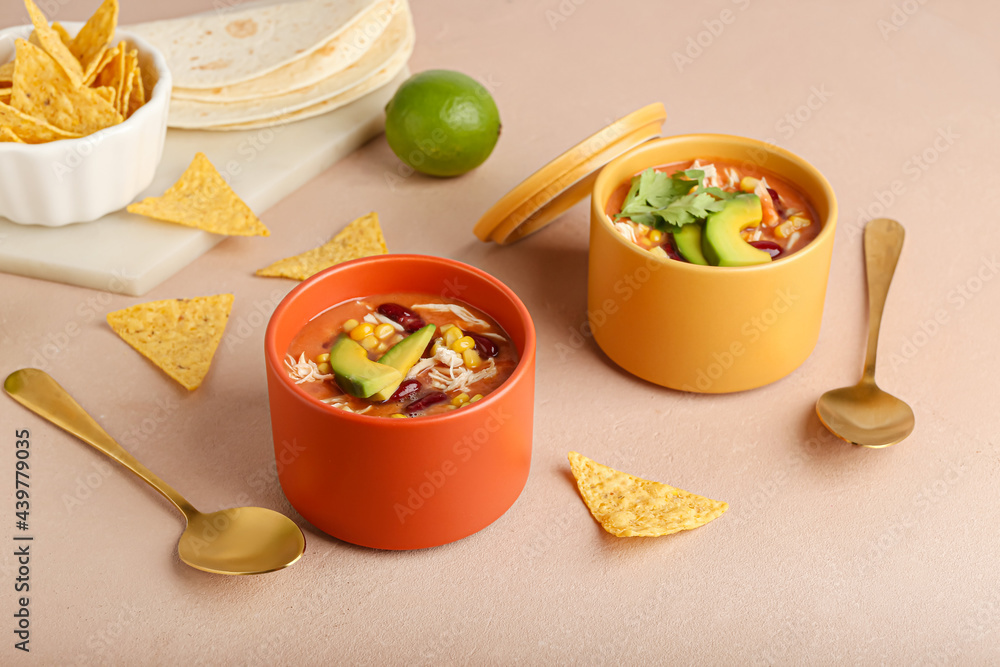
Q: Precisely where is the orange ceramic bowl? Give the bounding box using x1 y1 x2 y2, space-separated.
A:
589 134 838 393
264 254 536 550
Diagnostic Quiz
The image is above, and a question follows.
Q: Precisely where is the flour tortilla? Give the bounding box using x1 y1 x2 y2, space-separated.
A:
167 6 412 129
171 0 400 102
126 0 379 89
205 40 410 131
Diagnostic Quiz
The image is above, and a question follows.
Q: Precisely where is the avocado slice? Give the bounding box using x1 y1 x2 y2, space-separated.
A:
370 324 437 402
702 195 772 267
672 223 709 265
328 335 402 399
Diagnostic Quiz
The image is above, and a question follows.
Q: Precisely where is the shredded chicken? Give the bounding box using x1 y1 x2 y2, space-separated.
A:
754 176 772 203
429 358 497 393
411 303 489 329
614 221 637 244
406 344 497 393
406 356 437 379
320 397 372 414
364 312 405 331
725 168 741 190
285 353 332 384
691 160 720 188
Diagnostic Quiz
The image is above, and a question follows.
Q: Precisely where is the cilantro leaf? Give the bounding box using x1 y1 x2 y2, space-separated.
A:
658 191 728 227
615 166 733 232
698 186 736 201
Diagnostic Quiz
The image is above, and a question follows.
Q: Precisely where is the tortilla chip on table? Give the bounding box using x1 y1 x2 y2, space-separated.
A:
106 294 235 391
127 152 270 236
568 451 728 537
255 212 387 280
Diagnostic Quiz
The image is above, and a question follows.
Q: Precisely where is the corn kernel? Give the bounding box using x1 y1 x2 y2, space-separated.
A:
376 342 388 354
444 326 463 346
462 348 482 369
374 323 395 340
774 221 794 239
343 319 360 333
317 362 330 374
788 215 811 229
648 245 667 259
360 335 379 350
316 353 330 363
349 323 374 341
452 336 476 352
469 394 484 403
648 229 664 244
452 392 470 406
389 413 407 419
740 176 759 193
430 339 445 355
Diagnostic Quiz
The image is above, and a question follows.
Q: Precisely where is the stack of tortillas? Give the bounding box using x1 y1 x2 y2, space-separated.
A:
127 0 413 130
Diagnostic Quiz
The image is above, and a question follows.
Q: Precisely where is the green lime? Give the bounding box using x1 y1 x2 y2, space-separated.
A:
384 70 501 177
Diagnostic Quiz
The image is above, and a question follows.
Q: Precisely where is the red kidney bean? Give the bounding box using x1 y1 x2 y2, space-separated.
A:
767 187 784 216
404 391 449 414
749 240 783 259
377 303 425 332
462 330 499 358
390 379 421 402
665 235 685 262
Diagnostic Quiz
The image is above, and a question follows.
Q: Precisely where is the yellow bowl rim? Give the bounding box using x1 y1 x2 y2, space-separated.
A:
591 133 839 274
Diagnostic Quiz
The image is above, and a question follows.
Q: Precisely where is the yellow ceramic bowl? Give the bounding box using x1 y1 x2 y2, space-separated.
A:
588 134 837 393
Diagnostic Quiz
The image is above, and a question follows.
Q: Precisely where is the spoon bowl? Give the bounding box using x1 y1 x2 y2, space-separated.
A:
4 368 305 575
179 507 306 575
816 381 915 448
816 218 914 448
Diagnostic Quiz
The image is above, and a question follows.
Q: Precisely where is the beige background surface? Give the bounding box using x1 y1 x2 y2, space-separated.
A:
2 0 998 664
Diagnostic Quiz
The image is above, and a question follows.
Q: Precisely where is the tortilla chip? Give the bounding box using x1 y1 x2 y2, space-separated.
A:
0 101 82 143
125 65 145 118
0 90 10 104
92 42 124 95
93 85 115 105
51 21 72 46
255 212 387 280
83 44 116 86
0 126 25 143
106 294 234 391
24 0 85 87
127 152 269 236
117 49 137 116
0 62 12 84
70 0 118 77
10 39 122 134
567 452 728 537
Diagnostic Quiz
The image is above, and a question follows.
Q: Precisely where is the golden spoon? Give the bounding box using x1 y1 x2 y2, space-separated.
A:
4 369 305 574
816 218 914 448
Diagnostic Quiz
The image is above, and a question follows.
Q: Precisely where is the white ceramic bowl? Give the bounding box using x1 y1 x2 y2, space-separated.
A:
0 23 171 226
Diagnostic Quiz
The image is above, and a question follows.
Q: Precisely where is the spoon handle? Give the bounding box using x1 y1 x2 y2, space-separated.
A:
862 218 906 382
4 369 198 520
